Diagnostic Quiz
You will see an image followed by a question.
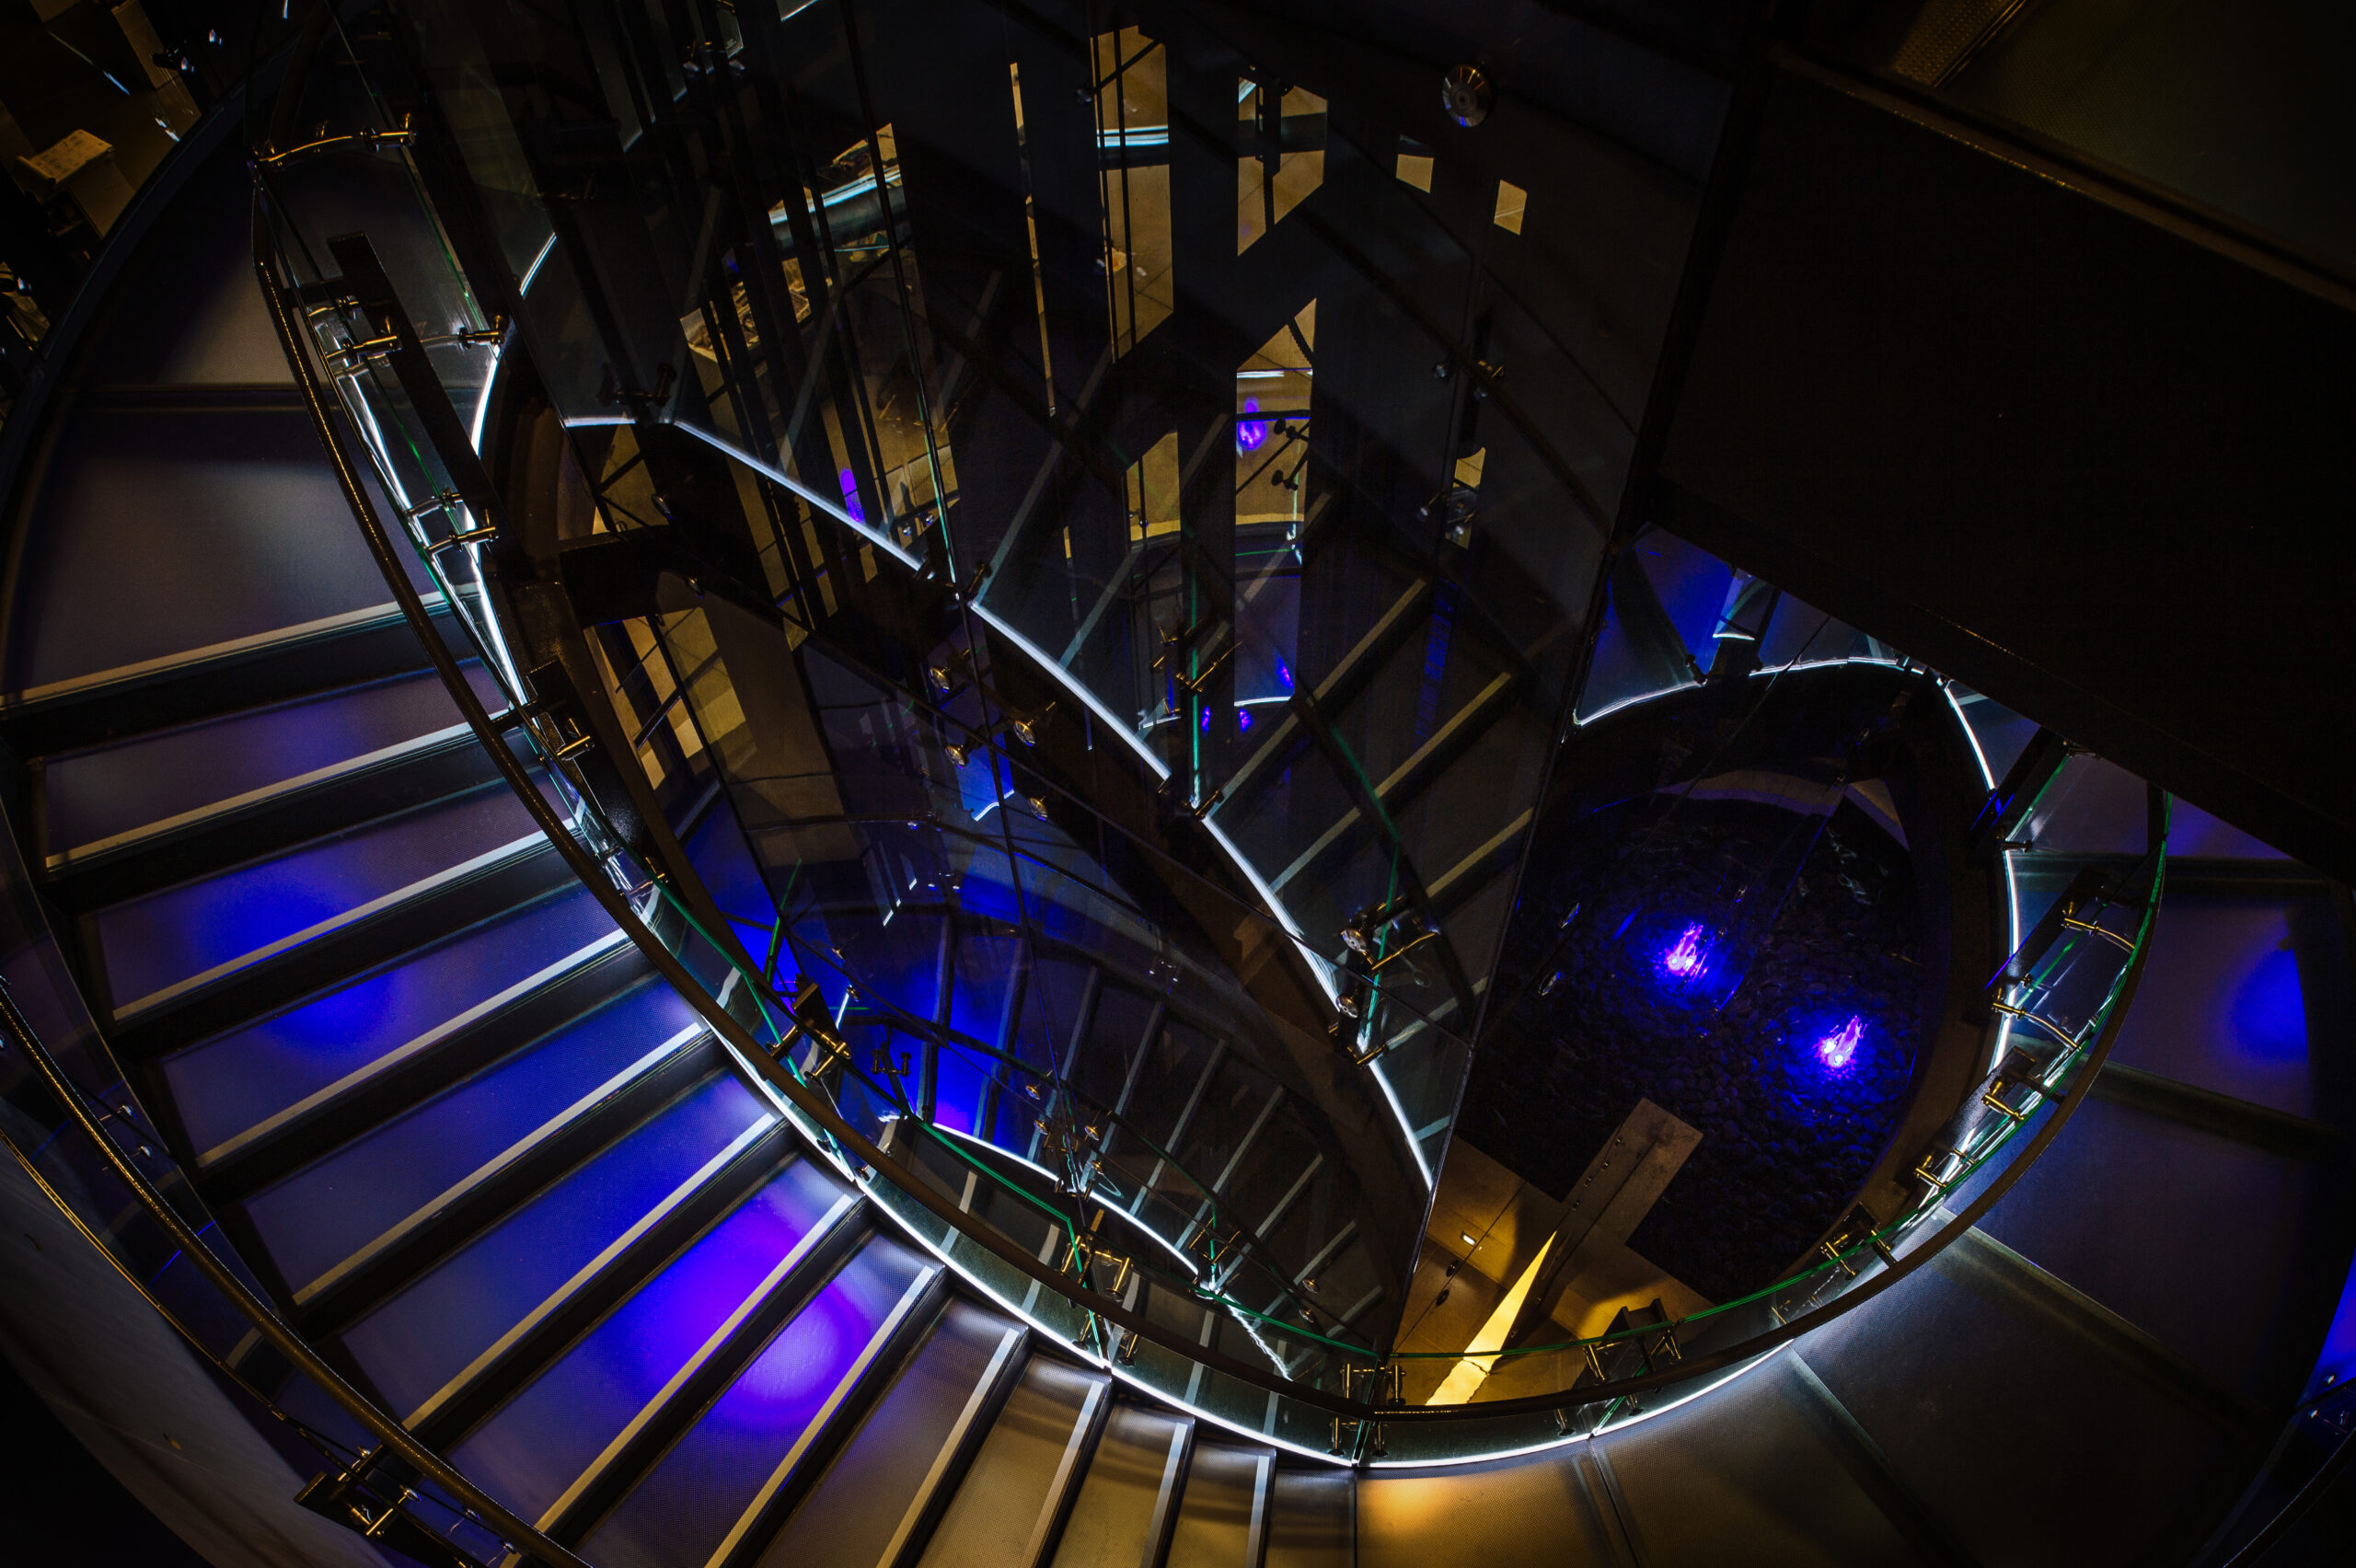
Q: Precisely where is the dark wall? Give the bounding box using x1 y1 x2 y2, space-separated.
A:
0 1350 210 1568
1657 58 2356 879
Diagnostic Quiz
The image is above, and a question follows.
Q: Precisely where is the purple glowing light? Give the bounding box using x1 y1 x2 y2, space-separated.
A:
1662 923 1707 978
1237 398 1267 453
1238 709 1253 732
1817 1015 1865 1071
838 468 866 525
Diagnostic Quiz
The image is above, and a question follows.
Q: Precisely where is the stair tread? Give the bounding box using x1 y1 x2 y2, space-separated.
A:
96 786 544 1016
582 1234 936 1568
43 663 500 861
1265 1470 1352 1568
1047 1401 1192 1568
1793 1247 2246 1566
450 1159 856 1520
242 981 704 1300
341 1074 777 1420
165 884 619 1164
913 1358 1108 1568
75 134 293 387
1974 1101 2314 1413
751 1300 1025 1568
2099 894 2323 1121
6 405 431 696
1163 1441 1273 1568
1592 1353 1941 1567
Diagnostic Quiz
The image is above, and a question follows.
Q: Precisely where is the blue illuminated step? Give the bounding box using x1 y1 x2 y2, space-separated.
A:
41 663 502 859
582 1236 938 1568
164 884 623 1166
341 1073 778 1422
95 785 543 1018
448 1159 860 1519
241 979 705 1302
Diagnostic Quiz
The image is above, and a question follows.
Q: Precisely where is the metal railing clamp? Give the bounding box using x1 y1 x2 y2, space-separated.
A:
262 121 415 168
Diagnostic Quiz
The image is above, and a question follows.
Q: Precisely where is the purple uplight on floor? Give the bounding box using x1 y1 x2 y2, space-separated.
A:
1237 398 1266 453
1662 923 1706 978
1817 1014 1865 1071
838 468 866 525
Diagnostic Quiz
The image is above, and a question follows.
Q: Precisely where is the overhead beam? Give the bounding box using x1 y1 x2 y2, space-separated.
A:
1656 55 2356 882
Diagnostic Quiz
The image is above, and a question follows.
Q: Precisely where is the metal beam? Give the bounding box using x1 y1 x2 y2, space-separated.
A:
1948 1228 2269 1442
1784 1349 1982 1568
2089 1063 2344 1163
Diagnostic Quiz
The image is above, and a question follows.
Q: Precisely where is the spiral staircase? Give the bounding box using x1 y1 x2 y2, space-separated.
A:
2 4 2354 1566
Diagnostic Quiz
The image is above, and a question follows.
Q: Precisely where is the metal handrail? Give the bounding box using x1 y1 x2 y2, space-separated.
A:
0 981 594 1568
0 1120 375 1471
254 165 2179 1421
245 193 1375 1419
234 0 2180 1427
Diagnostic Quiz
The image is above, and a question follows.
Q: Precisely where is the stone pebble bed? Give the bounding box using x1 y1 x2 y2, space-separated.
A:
1461 793 1925 1305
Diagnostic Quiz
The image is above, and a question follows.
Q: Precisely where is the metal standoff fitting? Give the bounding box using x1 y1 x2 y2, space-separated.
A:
1442 64 1492 127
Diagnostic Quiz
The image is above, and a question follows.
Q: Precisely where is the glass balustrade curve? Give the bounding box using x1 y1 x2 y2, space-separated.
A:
0 3 2157 1515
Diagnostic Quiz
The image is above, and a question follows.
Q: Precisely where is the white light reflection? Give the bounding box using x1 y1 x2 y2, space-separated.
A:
669 421 927 571
1942 679 2022 1069
565 409 1433 1184
465 234 557 456
965 603 1170 781
1571 679 1692 728
518 230 559 296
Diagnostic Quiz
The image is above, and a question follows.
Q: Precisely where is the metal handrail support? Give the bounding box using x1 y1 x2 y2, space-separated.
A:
0 981 594 1568
244 193 1371 1419
245 36 2174 1426
250 172 2177 1423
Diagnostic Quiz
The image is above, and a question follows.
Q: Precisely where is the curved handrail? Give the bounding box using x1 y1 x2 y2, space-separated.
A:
253 163 2177 1423
0 981 595 1568
246 191 1385 1422
594 472 2159 1389
659 623 1486 1072
0 1116 377 1473
611 801 1344 1344
241 10 2175 1434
